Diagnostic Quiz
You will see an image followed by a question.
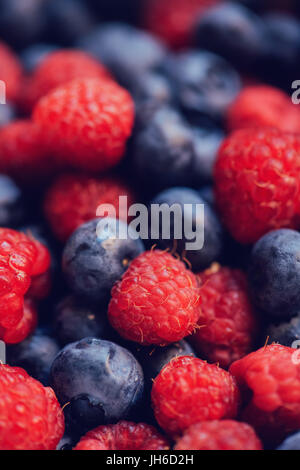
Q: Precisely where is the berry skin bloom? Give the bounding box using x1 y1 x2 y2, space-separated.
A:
0 298 37 344
20 49 111 112
44 173 135 242
33 78 135 172
0 42 23 102
174 420 263 450
227 86 300 133
191 263 258 369
214 128 300 244
74 421 170 451
0 365 64 450
108 250 201 346
0 228 50 331
230 344 300 444
151 356 240 437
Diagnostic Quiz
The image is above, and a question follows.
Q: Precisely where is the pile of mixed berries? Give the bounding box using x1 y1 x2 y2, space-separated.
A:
2 0 300 451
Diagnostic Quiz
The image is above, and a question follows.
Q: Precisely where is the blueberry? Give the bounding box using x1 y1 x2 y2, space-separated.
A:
21 43 58 72
266 316 300 347
7 330 60 386
277 431 300 450
56 434 74 451
86 0 142 24
192 126 224 184
198 186 215 207
78 23 167 88
62 218 144 305
54 295 114 346
164 50 241 123
194 3 267 73
0 175 27 227
149 187 224 271
51 338 144 430
248 229 300 319
0 103 16 127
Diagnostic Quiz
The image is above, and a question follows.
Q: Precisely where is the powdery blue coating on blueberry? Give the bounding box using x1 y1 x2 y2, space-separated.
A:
266 316 300 347
277 431 300 450
21 43 58 72
62 218 144 305
248 229 300 319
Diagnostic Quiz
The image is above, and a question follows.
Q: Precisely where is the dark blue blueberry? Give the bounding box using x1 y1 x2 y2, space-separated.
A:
51 338 144 431
194 2 267 73
21 43 58 72
198 186 215 207
7 329 60 386
62 218 144 305
277 431 300 450
54 295 114 346
192 126 224 184
0 103 15 127
78 23 167 88
44 0 95 46
248 229 300 320
266 316 300 347
164 50 241 123
56 434 74 451
0 175 27 227
149 187 224 271
86 0 142 24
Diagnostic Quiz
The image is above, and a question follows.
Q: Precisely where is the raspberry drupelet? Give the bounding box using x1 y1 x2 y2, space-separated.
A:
0 365 64 450
230 344 300 444
74 421 170 451
0 41 23 103
191 263 258 368
151 356 240 437
44 173 135 242
174 420 263 450
0 298 37 344
108 250 201 346
33 78 135 172
214 127 300 244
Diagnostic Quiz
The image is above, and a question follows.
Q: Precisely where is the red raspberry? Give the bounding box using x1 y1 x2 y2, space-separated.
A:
74 421 170 451
44 173 135 242
33 78 135 172
108 250 201 346
151 356 240 437
191 263 258 368
214 128 300 244
20 49 111 113
174 420 263 450
0 119 56 186
27 270 52 301
0 299 37 344
230 344 300 443
227 86 300 134
144 0 220 48
0 42 23 103
0 228 50 331
0 365 64 450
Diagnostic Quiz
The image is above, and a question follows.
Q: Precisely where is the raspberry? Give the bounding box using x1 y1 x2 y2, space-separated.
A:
144 0 220 48
33 78 135 172
20 49 111 113
0 228 50 331
227 86 300 133
0 42 23 102
230 344 300 443
191 263 258 368
0 365 64 450
174 420 263 450
0 298 37 344
151 356 240 437
0 120 56 185
44 173 135 241
108 250 201 346
74 421 170 451
214 128 300 244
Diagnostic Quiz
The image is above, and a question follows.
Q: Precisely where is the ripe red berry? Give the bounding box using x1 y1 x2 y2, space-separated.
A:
174 420 263 450
0 42 23 103
44 173 135 242
33 78 135 172
144 0 220 48
108 250 201 346
230 344 300 443
151 356 240 437
20 49 111 113
74 421 170 451
0 298 37 344
0 119 56 185
0 228 50 331
0 365 64 450
191 263 258 368
227 86 300 134
214 127 300 244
